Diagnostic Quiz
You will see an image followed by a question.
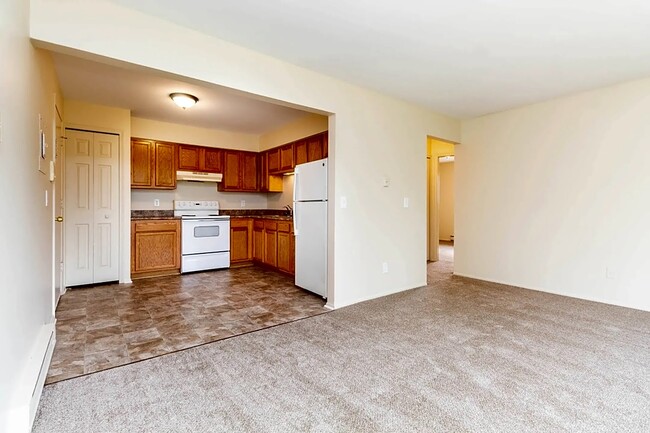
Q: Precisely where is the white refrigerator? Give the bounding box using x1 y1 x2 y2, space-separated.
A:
293 158 328 298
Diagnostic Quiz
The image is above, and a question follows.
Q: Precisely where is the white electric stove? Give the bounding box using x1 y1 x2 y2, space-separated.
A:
173 201 230 273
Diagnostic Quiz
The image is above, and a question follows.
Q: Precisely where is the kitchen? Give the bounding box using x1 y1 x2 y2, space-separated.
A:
48 53 331 383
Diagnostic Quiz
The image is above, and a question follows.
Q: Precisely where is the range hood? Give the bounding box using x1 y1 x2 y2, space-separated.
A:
176 170 223 182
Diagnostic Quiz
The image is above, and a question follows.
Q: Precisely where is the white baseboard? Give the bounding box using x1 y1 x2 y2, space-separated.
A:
1 322 55 433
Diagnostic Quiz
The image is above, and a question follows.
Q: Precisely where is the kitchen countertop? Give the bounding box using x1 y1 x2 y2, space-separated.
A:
131 209 292 221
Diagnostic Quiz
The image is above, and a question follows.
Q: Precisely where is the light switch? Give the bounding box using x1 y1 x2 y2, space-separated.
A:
403 197 409 208
240 200 246 208
382 177 390 188
340 196 347 209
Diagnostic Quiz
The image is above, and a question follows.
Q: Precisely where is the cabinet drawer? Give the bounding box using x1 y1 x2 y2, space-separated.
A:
264 220 277 231
231 218 252 228
133 220 179 233
277 221 292 233
253 220 264 230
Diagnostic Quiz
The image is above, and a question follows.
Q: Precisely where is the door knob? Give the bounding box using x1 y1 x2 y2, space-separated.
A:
55 216 63 222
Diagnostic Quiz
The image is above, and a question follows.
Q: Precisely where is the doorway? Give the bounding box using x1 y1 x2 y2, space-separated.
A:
427 136 456 265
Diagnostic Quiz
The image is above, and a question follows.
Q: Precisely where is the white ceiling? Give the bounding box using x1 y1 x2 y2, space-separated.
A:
104 0 650 118
52 53 311 134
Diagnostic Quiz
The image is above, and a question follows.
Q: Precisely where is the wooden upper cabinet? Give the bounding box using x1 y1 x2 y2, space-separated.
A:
131 139 176 189
259 151 269 192
177 145 201 171
268 148 280 174
279 144 294 172
203 148 223 173
241 152 258 191
154 142 177 189
221 150 241 190
306 134 323 162
322 131 328 158
131 139 154 187
294 140 308 166
178 144 222 173
219 150 257 192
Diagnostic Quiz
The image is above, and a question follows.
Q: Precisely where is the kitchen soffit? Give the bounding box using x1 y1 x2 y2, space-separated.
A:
52 52 312 135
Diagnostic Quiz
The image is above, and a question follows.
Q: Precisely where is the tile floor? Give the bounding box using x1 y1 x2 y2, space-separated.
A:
47 266 327 384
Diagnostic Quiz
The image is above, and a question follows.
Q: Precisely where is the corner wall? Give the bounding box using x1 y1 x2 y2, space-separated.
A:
458 77 650 312
0 0 60 429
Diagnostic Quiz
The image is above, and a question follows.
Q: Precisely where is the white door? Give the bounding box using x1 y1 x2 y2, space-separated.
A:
64 129 120 286
294 201 327 297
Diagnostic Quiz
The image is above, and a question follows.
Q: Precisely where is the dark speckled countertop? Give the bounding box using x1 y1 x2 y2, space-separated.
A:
131 209 292 221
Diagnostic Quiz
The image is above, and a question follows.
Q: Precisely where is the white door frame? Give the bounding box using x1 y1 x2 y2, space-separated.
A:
52 98 65 308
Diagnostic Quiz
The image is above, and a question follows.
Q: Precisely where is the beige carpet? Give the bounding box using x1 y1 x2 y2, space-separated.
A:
33 259 650 432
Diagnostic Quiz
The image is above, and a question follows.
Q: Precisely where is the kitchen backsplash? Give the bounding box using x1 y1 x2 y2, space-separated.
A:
130 178 297 210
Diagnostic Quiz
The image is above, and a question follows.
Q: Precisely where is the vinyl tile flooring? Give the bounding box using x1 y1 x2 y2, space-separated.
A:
47 266 327 384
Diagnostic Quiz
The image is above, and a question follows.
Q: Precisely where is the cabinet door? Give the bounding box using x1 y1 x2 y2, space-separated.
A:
241 152 258 191
279 144 294 171
268 148 280 174
294 140 308 166
263 221 277 267
230 219 252 264
322 132 328 158
277 231 292 273
259 151 269 192
154 142 177 188
178 145 200 171
253 223 265 262
221 150 241 190
131 139 154 188
131 220 180 274
203 148 223 173
306 134 323 162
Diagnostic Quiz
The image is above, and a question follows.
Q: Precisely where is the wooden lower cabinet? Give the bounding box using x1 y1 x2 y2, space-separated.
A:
253 220 265 262
277 221 293 274
251 218 294 275
230 218 253 265
131 219 181 278
264 221 278 267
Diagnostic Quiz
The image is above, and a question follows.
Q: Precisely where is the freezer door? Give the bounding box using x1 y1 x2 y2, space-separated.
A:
294 158 327 202
294 201 327 297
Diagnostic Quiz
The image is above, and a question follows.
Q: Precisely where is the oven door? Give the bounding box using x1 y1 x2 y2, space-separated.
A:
182 219 230 255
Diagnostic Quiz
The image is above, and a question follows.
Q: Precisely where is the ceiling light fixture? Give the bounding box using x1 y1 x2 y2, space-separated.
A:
170 92 199 109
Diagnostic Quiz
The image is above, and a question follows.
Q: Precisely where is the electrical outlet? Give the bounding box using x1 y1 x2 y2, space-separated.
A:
240 200 246 208
154 199 160 207
403 197 409 208
382 262 388 273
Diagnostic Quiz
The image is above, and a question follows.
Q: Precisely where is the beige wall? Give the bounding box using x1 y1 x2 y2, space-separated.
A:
439 162 455 241
31 0 461 310
131 117 259 151
0 0 62 427
63 100 132 284
458 77 650 312
259 113 328 151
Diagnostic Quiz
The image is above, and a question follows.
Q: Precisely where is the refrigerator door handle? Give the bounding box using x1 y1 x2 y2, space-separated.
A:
293 204 299 236
293 169 299 203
